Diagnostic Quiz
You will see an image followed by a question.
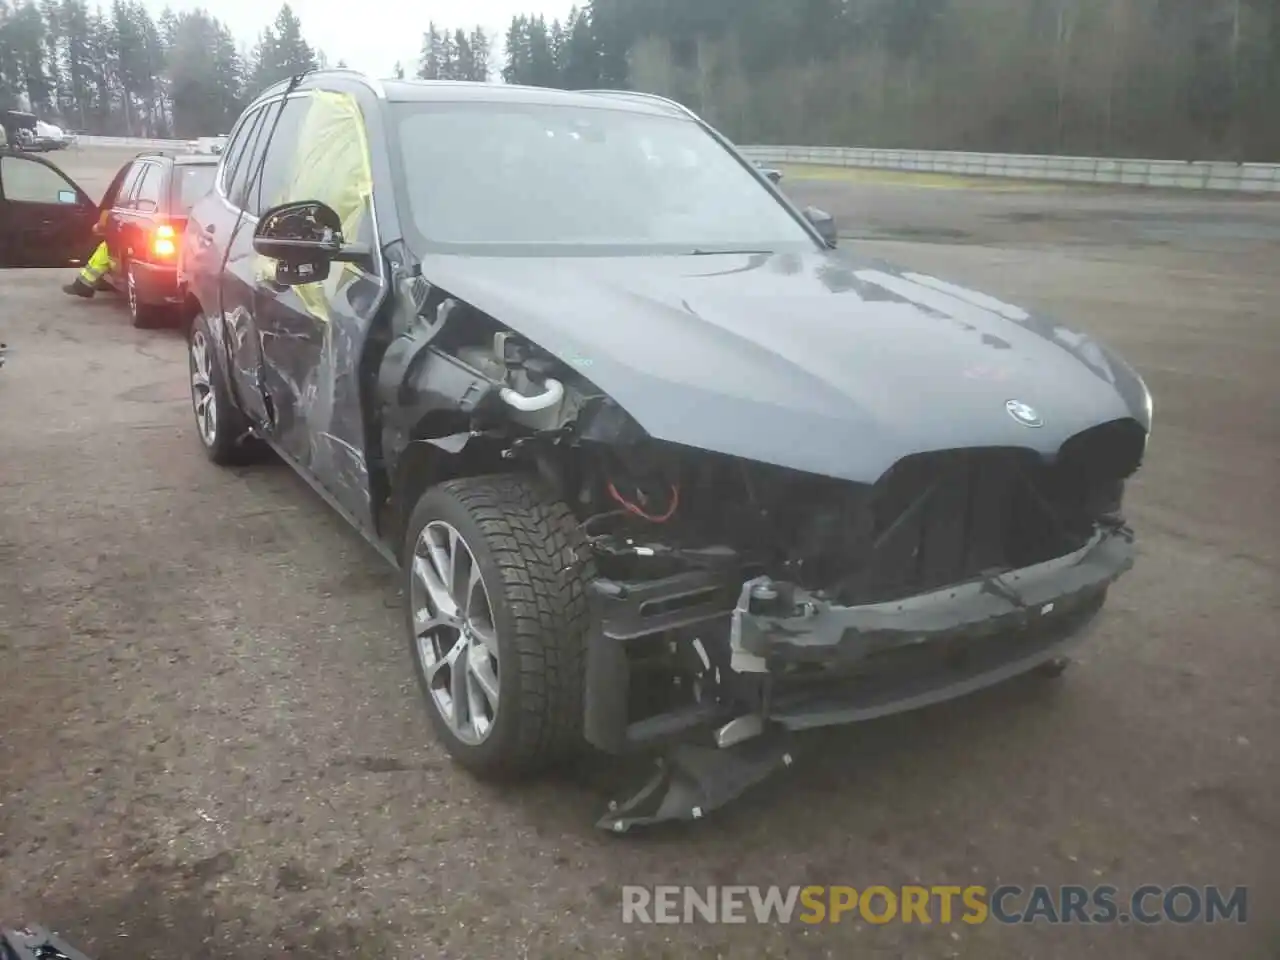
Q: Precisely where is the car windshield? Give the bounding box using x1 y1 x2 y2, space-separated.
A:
391 100 816 256
172 164 217 212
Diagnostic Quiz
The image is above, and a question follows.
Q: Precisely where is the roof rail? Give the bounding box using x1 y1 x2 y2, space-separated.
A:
252 67 386 104
580 89 700 121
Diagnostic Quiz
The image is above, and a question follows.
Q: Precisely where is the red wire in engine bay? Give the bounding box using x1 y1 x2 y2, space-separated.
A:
607 481 681 523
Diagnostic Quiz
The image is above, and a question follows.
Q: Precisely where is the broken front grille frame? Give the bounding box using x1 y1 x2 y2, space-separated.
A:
579 419 1146 755
832 441 1131 606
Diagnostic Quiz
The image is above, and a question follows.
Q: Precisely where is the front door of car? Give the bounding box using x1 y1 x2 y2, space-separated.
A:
0 152 98 268
246 89 384 533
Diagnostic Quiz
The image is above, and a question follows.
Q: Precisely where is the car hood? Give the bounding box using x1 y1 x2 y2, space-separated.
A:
418 248 1151 483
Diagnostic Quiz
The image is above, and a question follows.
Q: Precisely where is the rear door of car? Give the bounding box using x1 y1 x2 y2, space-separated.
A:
212 103 276 429
99 162 137 224
113 159 167 268
0 151 98 268
182 109 263 328
101 159 146 271
167 161 217 248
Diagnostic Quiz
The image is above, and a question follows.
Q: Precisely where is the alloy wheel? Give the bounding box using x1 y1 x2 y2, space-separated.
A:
409 520 501 745
127 266 138 320
189 329 217 447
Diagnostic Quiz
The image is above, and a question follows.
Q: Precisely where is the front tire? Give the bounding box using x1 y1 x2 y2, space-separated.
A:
188 312 262 465
403 474 594 779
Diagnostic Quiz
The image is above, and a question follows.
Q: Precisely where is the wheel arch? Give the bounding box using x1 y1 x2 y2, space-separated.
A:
178 287 203 332
387 414 517 551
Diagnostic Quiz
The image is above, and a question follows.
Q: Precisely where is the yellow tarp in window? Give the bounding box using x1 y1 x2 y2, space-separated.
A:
255 90 374 322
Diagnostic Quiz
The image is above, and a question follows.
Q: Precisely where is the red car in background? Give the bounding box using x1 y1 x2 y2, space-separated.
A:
0 147 218 327
95 151 219 326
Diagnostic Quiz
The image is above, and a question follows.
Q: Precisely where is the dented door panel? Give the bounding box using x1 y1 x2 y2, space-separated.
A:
252 88 387 533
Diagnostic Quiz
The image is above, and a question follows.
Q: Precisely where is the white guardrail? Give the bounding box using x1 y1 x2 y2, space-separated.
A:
73 134 1280 193
738 145 1280 194
74 134 190 150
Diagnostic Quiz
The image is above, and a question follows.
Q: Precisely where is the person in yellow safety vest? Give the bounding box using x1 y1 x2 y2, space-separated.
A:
62 210 115 299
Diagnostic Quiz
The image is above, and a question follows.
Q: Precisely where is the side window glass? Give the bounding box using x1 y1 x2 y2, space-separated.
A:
274 90 377 260
133 165 163 212
117 163 145 208
0 155 80 204
100 165 132 210
218 108 262 199
229 104 276 213
251 95 312 216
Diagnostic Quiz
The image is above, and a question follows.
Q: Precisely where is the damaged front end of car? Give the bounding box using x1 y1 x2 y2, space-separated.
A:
573 424 1141 831
373 270 1147 833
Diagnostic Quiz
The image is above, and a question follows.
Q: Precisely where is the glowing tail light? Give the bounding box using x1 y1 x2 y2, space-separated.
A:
152 224 177 258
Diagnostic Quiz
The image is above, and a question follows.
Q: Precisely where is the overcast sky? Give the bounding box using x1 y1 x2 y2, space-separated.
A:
150 0 578 79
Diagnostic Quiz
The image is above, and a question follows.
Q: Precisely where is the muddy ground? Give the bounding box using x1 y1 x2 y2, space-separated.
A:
0 147 1276 959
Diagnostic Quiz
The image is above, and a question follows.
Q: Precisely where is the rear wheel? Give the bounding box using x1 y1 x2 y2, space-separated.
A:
403 474 594 779
126 261 167 328
188 312 264 465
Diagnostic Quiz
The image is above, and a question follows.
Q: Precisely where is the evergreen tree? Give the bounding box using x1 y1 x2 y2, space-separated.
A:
417 22 442 79
468 28 490 81
0 0 1275 160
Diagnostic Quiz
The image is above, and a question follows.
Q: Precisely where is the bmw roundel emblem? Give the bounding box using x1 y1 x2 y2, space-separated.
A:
1006 399 1044 428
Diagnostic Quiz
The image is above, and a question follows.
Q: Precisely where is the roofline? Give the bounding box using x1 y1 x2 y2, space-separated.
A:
250 73 701 121
578 89 701 122
251 68 388 107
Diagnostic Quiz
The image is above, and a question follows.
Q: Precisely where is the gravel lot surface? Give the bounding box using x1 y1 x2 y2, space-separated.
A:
1 146 1276 959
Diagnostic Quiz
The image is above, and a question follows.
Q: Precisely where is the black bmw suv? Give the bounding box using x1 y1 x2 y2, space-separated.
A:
173 71 1150 829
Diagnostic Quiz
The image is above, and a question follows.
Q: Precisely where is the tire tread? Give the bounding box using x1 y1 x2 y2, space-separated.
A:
407 473 594 777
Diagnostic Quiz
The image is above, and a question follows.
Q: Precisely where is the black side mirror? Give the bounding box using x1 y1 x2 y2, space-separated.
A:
253 200 369 287
803 206 838 248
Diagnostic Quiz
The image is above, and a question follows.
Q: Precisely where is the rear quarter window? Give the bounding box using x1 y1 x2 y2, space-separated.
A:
132 163 163 211
115 162 147 209
172 165 218 212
